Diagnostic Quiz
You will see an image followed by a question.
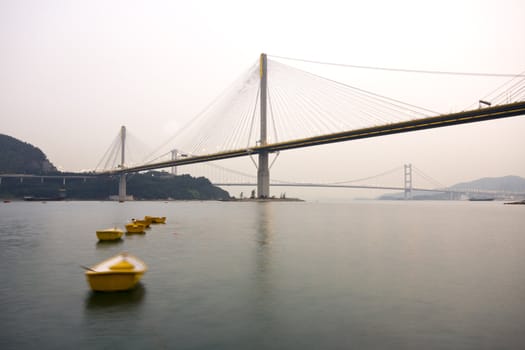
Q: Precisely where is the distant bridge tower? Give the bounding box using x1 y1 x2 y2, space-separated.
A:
404 163 412 200
171 149 178 175
118 125 127 202
257 53 270 198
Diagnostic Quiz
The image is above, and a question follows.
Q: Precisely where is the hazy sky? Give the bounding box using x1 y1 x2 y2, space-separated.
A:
1 0 524 199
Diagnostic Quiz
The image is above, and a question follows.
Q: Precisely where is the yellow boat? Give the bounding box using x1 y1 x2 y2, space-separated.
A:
96 227 123 241
85 253 147 292
145 216 167 224
132 218 151 228
125 222 146 234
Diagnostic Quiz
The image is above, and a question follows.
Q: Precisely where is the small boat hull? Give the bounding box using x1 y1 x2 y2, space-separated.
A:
24 196 65 201
96 228 123 241
125 223 146 234
85 253 147 292
87 272 144 292
133 219 151 228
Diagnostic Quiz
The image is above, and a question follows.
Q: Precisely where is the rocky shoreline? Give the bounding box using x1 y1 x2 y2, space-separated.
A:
504 200 525 205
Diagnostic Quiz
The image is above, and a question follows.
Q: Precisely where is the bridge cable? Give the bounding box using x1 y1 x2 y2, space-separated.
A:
246 86 260 149
268 63 346 138
268 55 525 78
267 81 279 143
97 131 125 172
465 69 525 109
266 83 281 169
142 61 259 162
187 62 260 155
95 133 120 171
262 59 441 148
270 60 351 136
267 59 440 139
203 162 256 179
412 166 445 189
246 86 261 169
325 165 404 185
273 60 440 116
490 76 525 105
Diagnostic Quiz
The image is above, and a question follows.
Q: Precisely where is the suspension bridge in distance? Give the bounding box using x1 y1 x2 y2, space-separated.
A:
93 53 525 201
212 163 524 201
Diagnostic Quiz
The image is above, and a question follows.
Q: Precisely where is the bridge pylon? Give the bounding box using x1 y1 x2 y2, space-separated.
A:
257 53 270 198
118 125 127 202
171 149 178 175
404 163 412 200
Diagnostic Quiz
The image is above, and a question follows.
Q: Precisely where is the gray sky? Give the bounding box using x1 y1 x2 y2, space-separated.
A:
1 0 524 199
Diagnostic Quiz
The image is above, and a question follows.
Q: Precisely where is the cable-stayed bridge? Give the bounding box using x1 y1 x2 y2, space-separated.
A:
92 54 525 200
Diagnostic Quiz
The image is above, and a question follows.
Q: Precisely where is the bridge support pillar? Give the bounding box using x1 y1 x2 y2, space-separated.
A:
118 174 127 202
257 53 270 198
118 125 128 202
404 164 412 200
171 149 178 175
257 152 270 198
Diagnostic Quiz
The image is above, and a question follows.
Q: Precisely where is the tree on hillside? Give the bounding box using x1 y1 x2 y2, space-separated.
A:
0 134 57 174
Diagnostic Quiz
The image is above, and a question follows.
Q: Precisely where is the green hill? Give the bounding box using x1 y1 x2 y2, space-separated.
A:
0 134 230 200
0 134 57 174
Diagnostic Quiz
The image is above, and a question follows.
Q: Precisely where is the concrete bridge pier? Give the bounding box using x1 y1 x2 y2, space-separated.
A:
404 164 412 200
118 125 128 202
118 174 127 202
257 152 270 198
257 53 270 198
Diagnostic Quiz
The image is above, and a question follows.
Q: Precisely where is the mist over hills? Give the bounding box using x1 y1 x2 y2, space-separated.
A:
450 176 525 193
378 175 525 200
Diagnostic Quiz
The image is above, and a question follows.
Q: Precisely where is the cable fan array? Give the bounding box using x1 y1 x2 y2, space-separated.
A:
100 55 524 177
143 58 437 164
95 133 123 172
476 70 525 107
147 61 262 160
95 129 153 172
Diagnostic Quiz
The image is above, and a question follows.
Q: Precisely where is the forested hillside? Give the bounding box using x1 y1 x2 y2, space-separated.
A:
0 134 230 200
0 134 57 174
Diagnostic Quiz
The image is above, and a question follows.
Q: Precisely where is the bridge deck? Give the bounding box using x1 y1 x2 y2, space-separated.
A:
104 101 525 175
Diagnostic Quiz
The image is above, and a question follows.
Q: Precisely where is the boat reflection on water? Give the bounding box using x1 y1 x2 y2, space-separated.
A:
84 283 146 310
95 239 124 250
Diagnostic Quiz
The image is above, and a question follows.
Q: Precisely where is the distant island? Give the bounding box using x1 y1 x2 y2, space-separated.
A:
378 175 525 201
0 134 230 201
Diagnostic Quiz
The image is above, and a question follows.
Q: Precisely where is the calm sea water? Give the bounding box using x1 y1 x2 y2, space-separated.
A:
0 200 524 349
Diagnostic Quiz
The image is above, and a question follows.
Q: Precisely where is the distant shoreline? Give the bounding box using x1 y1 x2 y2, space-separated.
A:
504 200 525 205
219 197 304 202
3 197 305 203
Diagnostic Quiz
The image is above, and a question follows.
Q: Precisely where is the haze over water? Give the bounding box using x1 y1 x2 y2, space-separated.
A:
1 200 524 349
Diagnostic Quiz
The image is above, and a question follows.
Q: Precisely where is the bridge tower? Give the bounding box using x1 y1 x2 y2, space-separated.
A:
257 53 270 198
118 125 127 202
171 149 178 175
404 163 412 200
